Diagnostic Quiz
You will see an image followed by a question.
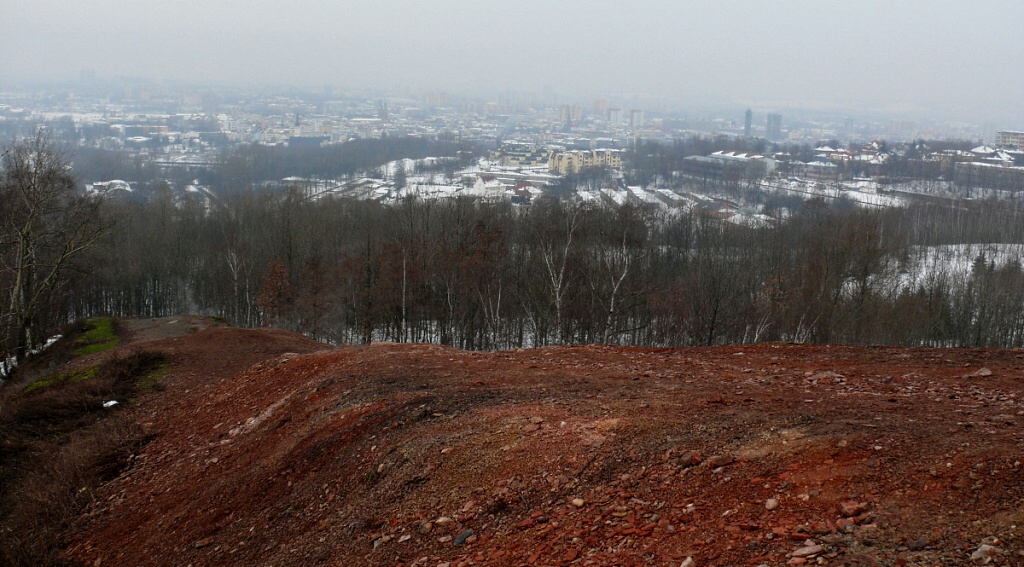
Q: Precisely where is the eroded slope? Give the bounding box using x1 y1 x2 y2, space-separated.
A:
68 342 1024 566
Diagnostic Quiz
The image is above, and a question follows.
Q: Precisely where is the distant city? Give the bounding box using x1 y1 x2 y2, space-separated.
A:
1 78 1022 220
0 76 1007 151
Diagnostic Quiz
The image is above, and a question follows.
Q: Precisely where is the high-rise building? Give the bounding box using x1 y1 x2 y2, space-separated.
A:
766 113 782 141
995 131 1024 150
744 109 752 138
629 109 644 128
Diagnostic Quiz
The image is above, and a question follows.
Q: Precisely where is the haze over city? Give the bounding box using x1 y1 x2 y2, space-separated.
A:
3 0 1023 124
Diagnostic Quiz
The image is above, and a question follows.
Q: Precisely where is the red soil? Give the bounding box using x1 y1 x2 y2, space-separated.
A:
65 322 1024 566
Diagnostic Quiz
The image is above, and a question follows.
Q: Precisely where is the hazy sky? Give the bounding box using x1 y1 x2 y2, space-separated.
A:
3 0 1022 122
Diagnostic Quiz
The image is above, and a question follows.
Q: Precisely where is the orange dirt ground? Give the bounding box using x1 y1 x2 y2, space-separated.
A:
64 320 1024 566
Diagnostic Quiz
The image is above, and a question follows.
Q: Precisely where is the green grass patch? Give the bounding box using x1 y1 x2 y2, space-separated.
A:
73 318 119 356
23 366 98 393
136 361 170 391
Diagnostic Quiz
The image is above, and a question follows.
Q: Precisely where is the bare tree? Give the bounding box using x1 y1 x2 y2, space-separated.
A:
532 198 583 344
1 133 109 361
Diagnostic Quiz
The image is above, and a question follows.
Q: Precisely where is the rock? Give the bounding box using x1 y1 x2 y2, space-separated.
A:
836 518 856 531
970 367 994 378
840 500 869 517
418 522 433 534
765 498 780 511
677 450 702 468
453 528 474 546
522 423 540 433
809 371 845 382
373 535 392 548
706 455 734 468
680 558 695 567
398 534 412 543
434 516 454 526
194 537 215 549
571 498 585 507
971 543 1002 563
529 416 545 424
516 518 536 530
791 544 823 557
787 559 807 566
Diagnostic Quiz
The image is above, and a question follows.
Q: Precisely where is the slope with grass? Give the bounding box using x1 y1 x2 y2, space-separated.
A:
0 316 325 567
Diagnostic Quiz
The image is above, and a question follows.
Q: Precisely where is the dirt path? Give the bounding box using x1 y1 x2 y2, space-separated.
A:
117 315 228 343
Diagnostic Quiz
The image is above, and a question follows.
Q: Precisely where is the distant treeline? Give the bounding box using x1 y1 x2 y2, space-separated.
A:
621 138 980 187
207 136 477 193
63 134 479 189
67 190 1024 349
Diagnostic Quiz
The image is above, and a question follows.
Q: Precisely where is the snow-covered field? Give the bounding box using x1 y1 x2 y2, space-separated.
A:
763 179 906 208
898 243 1024 290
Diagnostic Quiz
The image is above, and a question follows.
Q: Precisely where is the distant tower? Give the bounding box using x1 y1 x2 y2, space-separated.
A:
377 99 389 121
766 113 782 141
744 108 752 138
629 109 643 128
561 105 573 132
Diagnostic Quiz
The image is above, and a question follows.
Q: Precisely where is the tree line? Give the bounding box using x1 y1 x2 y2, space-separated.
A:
5 132 1024 365
64 187 1024 350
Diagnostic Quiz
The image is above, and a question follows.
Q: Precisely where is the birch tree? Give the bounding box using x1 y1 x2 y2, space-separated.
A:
1 133 108 360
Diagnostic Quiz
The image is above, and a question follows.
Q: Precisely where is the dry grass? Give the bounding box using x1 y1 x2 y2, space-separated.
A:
0 347 165 566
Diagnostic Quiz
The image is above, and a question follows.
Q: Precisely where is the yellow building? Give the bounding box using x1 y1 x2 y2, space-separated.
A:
548 149 623 175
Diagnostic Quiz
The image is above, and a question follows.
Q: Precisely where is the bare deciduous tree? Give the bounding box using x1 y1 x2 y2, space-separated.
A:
1 133 108 361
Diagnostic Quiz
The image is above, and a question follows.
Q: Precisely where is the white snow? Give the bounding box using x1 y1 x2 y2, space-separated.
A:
897 243 1024 292
0 334 62 381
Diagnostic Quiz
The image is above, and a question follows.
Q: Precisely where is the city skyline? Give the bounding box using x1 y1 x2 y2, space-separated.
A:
2 1 1023 126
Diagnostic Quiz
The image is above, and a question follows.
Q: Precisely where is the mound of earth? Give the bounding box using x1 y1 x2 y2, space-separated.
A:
63 329 1024 566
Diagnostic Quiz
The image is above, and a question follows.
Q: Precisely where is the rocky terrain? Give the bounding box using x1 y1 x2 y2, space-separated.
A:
48 320 1024 566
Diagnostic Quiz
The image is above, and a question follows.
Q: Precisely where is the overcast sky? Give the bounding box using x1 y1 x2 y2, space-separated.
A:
3 0 1022 123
